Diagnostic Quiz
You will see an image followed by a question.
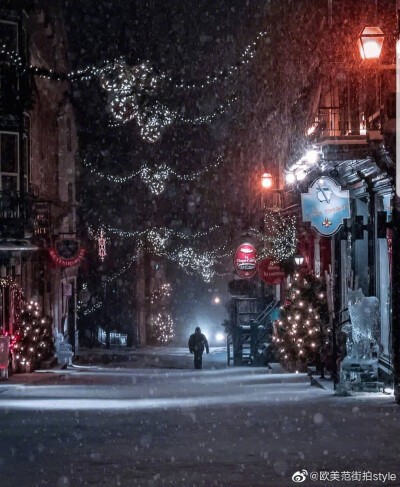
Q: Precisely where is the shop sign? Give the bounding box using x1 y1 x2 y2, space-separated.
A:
301 177 350 236
258 258 285 285
33 202 50 235
49 239 86 267
234 243 257 279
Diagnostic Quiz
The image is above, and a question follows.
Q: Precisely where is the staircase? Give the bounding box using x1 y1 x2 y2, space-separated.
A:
227 301 279 366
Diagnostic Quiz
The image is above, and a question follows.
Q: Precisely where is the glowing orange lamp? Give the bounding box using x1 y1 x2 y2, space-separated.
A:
261 172 273 189
357 26 384 60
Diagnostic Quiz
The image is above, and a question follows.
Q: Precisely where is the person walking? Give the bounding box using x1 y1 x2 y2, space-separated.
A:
188 327 209 369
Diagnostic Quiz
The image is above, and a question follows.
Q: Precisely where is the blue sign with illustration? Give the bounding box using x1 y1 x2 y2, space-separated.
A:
301 177 351 236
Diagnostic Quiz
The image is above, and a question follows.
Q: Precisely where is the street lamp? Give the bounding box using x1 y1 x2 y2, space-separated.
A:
294 254 304 266
357 26 385 60
261 172 273 189
356 19 400 402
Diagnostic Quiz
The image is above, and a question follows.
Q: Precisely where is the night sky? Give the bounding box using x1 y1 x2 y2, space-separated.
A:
58 0 396 339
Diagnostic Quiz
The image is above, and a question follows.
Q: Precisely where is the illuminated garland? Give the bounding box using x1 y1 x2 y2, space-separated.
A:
82 301 103 316
150 283 174 345
151 313 175 345
172 30 268 90
102 250 142 285
79 251 142 317
105 72 236 141
139 164 171 195
160 244 229 283
251 210 297 263
1 29 267 142
90 224 222 241
150 283 172 304
1 29 268 88
80 237 229 317
83 154 223 190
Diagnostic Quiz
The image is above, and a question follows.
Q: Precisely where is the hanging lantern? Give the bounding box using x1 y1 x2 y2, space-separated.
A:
261 172 273 189
294 254 304 266
357 26 384 60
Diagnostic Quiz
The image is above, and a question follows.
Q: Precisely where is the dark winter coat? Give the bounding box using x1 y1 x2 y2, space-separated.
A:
188 332 209 354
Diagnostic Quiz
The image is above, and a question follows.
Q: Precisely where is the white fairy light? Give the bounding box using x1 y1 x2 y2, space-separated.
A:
252 210 297 263
84 154 223 192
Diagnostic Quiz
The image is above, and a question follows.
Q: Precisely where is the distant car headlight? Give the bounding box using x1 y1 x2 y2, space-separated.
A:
215 333 225 342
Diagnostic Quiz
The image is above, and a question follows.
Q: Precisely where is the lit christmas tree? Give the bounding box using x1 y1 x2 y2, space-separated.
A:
12 301 54 373
150 283 175 345
272 272 329 372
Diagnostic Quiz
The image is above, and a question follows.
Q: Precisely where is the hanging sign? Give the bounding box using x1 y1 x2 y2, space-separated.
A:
49 239 86 267
234 243 257 279
301 177 350 236
258 258 285 285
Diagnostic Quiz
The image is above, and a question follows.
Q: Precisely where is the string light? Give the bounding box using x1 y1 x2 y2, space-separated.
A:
12 301 54 372
83 154 223 189
272 273 329 371
152 313 175 344
1 29 269 88
172 30 269 90
92 224 222 241
150 283 174 345
251 210 297 263
1 29 268 142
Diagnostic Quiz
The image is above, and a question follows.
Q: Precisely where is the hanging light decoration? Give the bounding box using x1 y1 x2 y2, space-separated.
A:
98 228 107 262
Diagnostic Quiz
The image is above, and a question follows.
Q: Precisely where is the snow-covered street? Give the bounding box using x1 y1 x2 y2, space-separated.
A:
0 347 399 487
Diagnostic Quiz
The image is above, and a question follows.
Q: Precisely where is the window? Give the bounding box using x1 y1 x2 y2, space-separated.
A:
0 20 18 54
0 132 19 192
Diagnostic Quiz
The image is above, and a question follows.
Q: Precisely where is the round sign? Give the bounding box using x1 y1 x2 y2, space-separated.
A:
234 243 257 279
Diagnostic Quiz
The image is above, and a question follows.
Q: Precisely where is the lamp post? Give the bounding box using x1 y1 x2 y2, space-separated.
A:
357 14 400 403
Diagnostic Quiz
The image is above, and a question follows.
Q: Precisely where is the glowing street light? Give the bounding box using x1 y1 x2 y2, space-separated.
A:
261 172 273 189
285 172 296 184
294 254 304 266
213 296 221 305
215 332 225 342
357 26 384 60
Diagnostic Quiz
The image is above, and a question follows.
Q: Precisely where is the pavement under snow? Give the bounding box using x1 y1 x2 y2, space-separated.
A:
0 347 399 487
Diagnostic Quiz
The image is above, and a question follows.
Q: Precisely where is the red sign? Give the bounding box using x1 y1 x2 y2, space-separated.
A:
49 248 86 267
234 243 257 279
258 258 285 285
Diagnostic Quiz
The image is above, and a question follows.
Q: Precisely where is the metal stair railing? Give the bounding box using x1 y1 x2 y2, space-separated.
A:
227 300 279 366
250 300 279 364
